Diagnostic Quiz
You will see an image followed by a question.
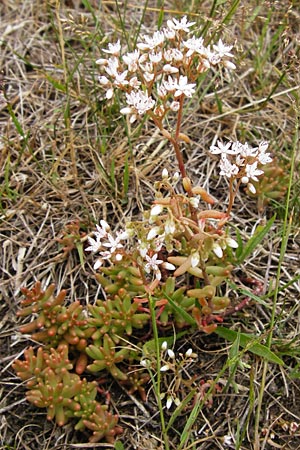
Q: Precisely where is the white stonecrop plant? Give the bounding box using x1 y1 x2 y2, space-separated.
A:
89 16 274 312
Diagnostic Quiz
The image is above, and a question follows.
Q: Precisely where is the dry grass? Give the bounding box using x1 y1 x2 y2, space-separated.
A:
0 0 300 449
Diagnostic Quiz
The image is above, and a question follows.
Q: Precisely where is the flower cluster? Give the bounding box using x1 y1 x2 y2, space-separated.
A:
141 340 198 410
209 140 272 194
96 16 235 123
86 220 128 269
86 215 175 281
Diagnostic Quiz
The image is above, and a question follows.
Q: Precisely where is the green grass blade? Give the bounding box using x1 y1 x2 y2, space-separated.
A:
163 291 196 326
236 214 276 264
214 327 284 365
114 441 125 450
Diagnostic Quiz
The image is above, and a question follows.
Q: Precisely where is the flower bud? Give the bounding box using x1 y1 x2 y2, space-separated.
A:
167 349 175 359
162 168 169 179
161 341 168 351
182 177 192 193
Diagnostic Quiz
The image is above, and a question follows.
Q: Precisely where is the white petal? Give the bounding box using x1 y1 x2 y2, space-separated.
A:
150 204 164 216
162 262 176 271
226 237 238 248
213 244 223 258
248 183 256 194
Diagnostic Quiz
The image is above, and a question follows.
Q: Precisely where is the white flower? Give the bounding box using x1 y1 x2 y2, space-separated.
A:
86 235 102 253
167 16 196 32
116 229 129 241
120 90 155 122
258 152 272 164
102 40 121 56
94 258 103 270
137 31 165 50
164 76 177 92
219 155 239 178
144 72 155 83
210 140 232 155
223 60 236 70
257 141 272 164
86 220 110 253
163 49 174 62
149 51 162 63
242 161 264 183
140 359 150 368
172 172 180 181
98 75 110 86
138 240 149 258
97 220 110 235
113 70 128 87
105 88 114 100
105 57 119 77
144 253 163 273
170 101 180 111
223 435 233 447
183 36 205 57
174 75 196 98
163 27 176 40
96 58 108 65
172 49 184 61
258 141 269 153
102 233 124 253
163 64 179 74
157 84 167 98
185 348 193 357
129 76 141 89
213 39 234 58
123 50 140 71
237 142 258 158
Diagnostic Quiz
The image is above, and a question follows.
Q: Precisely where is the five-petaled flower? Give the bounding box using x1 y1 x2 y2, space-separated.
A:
167 16 196 32
174 76 196 98
120 90 155 122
